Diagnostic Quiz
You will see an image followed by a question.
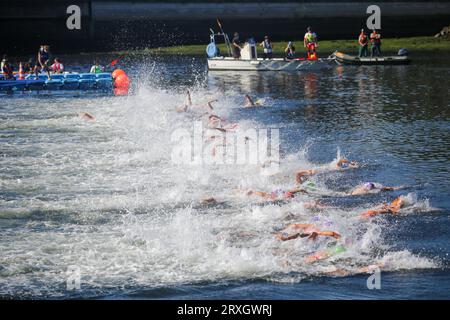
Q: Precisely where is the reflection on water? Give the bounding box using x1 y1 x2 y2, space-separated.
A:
0 53 449 299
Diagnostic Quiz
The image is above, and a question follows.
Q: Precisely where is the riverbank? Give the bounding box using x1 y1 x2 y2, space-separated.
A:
116 36 450 56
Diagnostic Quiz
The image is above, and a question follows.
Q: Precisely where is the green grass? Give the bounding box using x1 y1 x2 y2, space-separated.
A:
117 36 450 56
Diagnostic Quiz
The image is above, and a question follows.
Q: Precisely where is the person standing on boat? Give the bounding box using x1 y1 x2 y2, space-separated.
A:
304 27 318 59
90 60 104 73
370 29 382 57
358 29 369 57
36 45 52 79
260 35 273 60
285 42 296 60
232 32 243 59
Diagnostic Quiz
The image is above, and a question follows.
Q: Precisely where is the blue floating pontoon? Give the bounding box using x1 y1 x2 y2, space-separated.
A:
0 73 114 93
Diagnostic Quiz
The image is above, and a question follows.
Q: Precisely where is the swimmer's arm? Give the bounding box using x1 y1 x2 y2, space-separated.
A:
246 190 270 199
176 105 188 113
288 223 312 230
316 231 341 239
381 186 402 192
289 188 308 195
276 232 301 241
186 91 192 106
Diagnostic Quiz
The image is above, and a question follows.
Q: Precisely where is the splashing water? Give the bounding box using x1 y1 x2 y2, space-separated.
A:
0 56 447 299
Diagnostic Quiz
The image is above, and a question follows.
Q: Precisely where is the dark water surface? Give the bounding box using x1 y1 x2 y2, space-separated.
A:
0 53 449 299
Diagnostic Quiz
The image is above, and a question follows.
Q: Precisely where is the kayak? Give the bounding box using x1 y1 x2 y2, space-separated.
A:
0 73 113 92
332 51 410 65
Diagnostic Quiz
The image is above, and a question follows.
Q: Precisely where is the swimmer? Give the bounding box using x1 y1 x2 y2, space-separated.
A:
242 187 308 201
176 90 217 113
295 169 318 184
303 199 329 210
294 158 358 184
306 244 347 263
243 95 262 108
77 112 95 121
336 157 359 169
275 223 341 241
350 182 400 195
200 197 218 205
360 196 404 218
207 114 238 131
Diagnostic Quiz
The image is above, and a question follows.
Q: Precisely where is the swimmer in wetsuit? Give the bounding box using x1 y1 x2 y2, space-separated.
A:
360 196 405 218
294 157 359 184
275 223 341 241
77 112 96 121
176 90 217 113
350 182 399 195
243 95 263 108
243 187 308 201
335 157 359 169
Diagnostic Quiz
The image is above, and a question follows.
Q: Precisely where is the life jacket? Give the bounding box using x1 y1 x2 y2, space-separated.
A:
359 33 368 45
305 32 315 43
370 33 381 44
52 62 63 72
91 65 102 73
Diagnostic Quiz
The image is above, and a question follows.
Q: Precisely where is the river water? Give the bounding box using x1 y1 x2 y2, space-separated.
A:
0 54 449 299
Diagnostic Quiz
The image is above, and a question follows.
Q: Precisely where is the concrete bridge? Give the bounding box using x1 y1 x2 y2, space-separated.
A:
1 0 449 53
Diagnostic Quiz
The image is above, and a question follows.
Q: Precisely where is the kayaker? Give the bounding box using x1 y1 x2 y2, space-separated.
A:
50 58 64 74
1 55 15 80
260 35 273 60
36 45 52 79
370 29 382 57
304 27 318 59
90 60 103 73
358 29 369 57
232 32 243 59
284 41 296 60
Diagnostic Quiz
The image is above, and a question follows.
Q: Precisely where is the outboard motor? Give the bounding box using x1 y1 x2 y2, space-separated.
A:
398 48 409 56
241 37 257 60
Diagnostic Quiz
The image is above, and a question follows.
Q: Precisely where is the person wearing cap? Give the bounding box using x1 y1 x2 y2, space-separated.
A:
232 32 243 59
285 41 296 60
370 29 382 57
260 35 273 60
358 29 369 57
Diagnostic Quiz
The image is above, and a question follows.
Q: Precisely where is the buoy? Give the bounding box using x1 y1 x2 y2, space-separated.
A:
114 87 129 96
114 74 130 88
111 69 126 79
113 73 130 96
18 62 25 80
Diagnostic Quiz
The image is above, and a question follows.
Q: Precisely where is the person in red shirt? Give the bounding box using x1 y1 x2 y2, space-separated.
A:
50 58 64 73
358 29 369 57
